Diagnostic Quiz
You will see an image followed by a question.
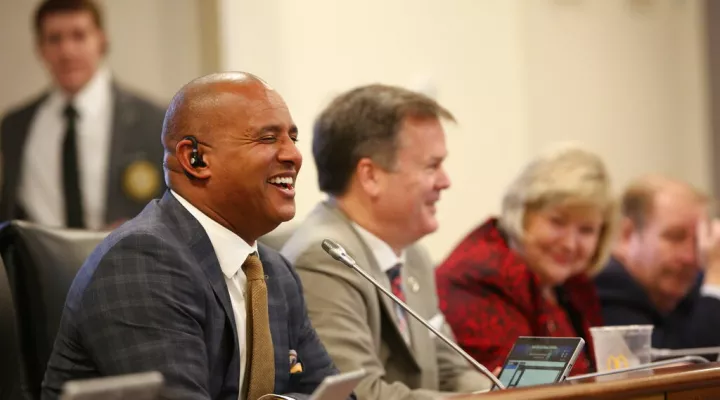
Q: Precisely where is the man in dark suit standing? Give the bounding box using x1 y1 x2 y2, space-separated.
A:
41 72 345 400
0 0 165 230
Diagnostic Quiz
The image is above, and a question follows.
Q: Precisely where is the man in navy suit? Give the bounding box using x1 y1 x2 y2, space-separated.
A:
596 175 720 355
42 72 345 400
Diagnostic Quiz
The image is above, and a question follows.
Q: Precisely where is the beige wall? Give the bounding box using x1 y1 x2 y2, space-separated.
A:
2 0 707 263
523 0 711 193
0 0 47 113
217 0 712 263
217 0 532 260
0 0 213 113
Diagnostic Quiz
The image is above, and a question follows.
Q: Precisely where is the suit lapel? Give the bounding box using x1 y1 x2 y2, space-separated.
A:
160 192 239 351
402 249 435 369
0 94 47 220
103 85 137 224
325 203 421 366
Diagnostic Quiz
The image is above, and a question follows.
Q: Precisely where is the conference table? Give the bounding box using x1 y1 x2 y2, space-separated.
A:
451 363 720 399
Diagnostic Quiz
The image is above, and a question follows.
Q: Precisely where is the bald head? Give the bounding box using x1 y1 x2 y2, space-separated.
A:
161 72 274 150
621 174 708 230
158 71 300 242
161 71 291 189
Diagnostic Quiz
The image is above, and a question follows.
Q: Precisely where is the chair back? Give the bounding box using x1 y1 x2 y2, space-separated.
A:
0 221 108 399
0 255 27 400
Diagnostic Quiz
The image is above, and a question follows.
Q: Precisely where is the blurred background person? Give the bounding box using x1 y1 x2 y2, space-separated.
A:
282 84 492 399
435 144 617 375
0 0 165 230
595 175 720 354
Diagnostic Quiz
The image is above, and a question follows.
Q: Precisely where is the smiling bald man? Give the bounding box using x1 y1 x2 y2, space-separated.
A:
42 72 347 400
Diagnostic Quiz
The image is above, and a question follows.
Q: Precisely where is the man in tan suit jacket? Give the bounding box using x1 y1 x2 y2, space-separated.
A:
281 84 492 400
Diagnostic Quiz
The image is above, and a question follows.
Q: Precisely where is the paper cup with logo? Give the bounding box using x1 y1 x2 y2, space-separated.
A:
590 325 653 372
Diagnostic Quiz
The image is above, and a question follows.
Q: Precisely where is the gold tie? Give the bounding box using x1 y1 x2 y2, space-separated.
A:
243 253 275 400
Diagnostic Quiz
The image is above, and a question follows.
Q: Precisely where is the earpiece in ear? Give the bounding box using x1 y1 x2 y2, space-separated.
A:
184 135 206 168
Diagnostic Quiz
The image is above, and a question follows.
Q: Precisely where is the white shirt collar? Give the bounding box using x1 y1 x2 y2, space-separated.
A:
171 190 257 279
352 222 406 273
46 64 112 119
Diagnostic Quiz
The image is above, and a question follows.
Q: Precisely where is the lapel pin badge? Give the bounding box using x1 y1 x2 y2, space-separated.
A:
407 276 420 293
122 159 161 202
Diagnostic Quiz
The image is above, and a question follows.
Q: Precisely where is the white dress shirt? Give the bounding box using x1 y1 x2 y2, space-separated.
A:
352 222 406 273
171 190 252 399
701 284 720 300
18 66 114 230
352 222 413 344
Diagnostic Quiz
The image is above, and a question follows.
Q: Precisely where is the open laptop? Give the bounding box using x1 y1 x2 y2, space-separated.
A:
492 336 585 390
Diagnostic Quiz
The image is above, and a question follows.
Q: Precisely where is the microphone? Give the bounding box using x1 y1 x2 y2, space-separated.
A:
321 239 506 390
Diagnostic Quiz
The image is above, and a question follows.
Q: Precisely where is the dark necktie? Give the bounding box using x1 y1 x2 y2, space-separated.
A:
387 263 411 344
62 103 85 228
243 253 275 400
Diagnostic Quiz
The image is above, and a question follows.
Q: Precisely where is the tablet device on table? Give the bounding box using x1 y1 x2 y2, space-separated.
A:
60 371 163 400
309 368 367 400
258 369 368 400
492 336 585 390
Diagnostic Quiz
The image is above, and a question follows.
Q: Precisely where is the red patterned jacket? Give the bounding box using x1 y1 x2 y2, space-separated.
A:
435 218 603 375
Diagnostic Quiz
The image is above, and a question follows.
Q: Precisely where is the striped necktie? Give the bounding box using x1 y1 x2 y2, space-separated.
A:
387 263 411 344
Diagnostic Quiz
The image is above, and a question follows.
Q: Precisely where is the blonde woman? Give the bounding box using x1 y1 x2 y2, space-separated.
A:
435 144 617 375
